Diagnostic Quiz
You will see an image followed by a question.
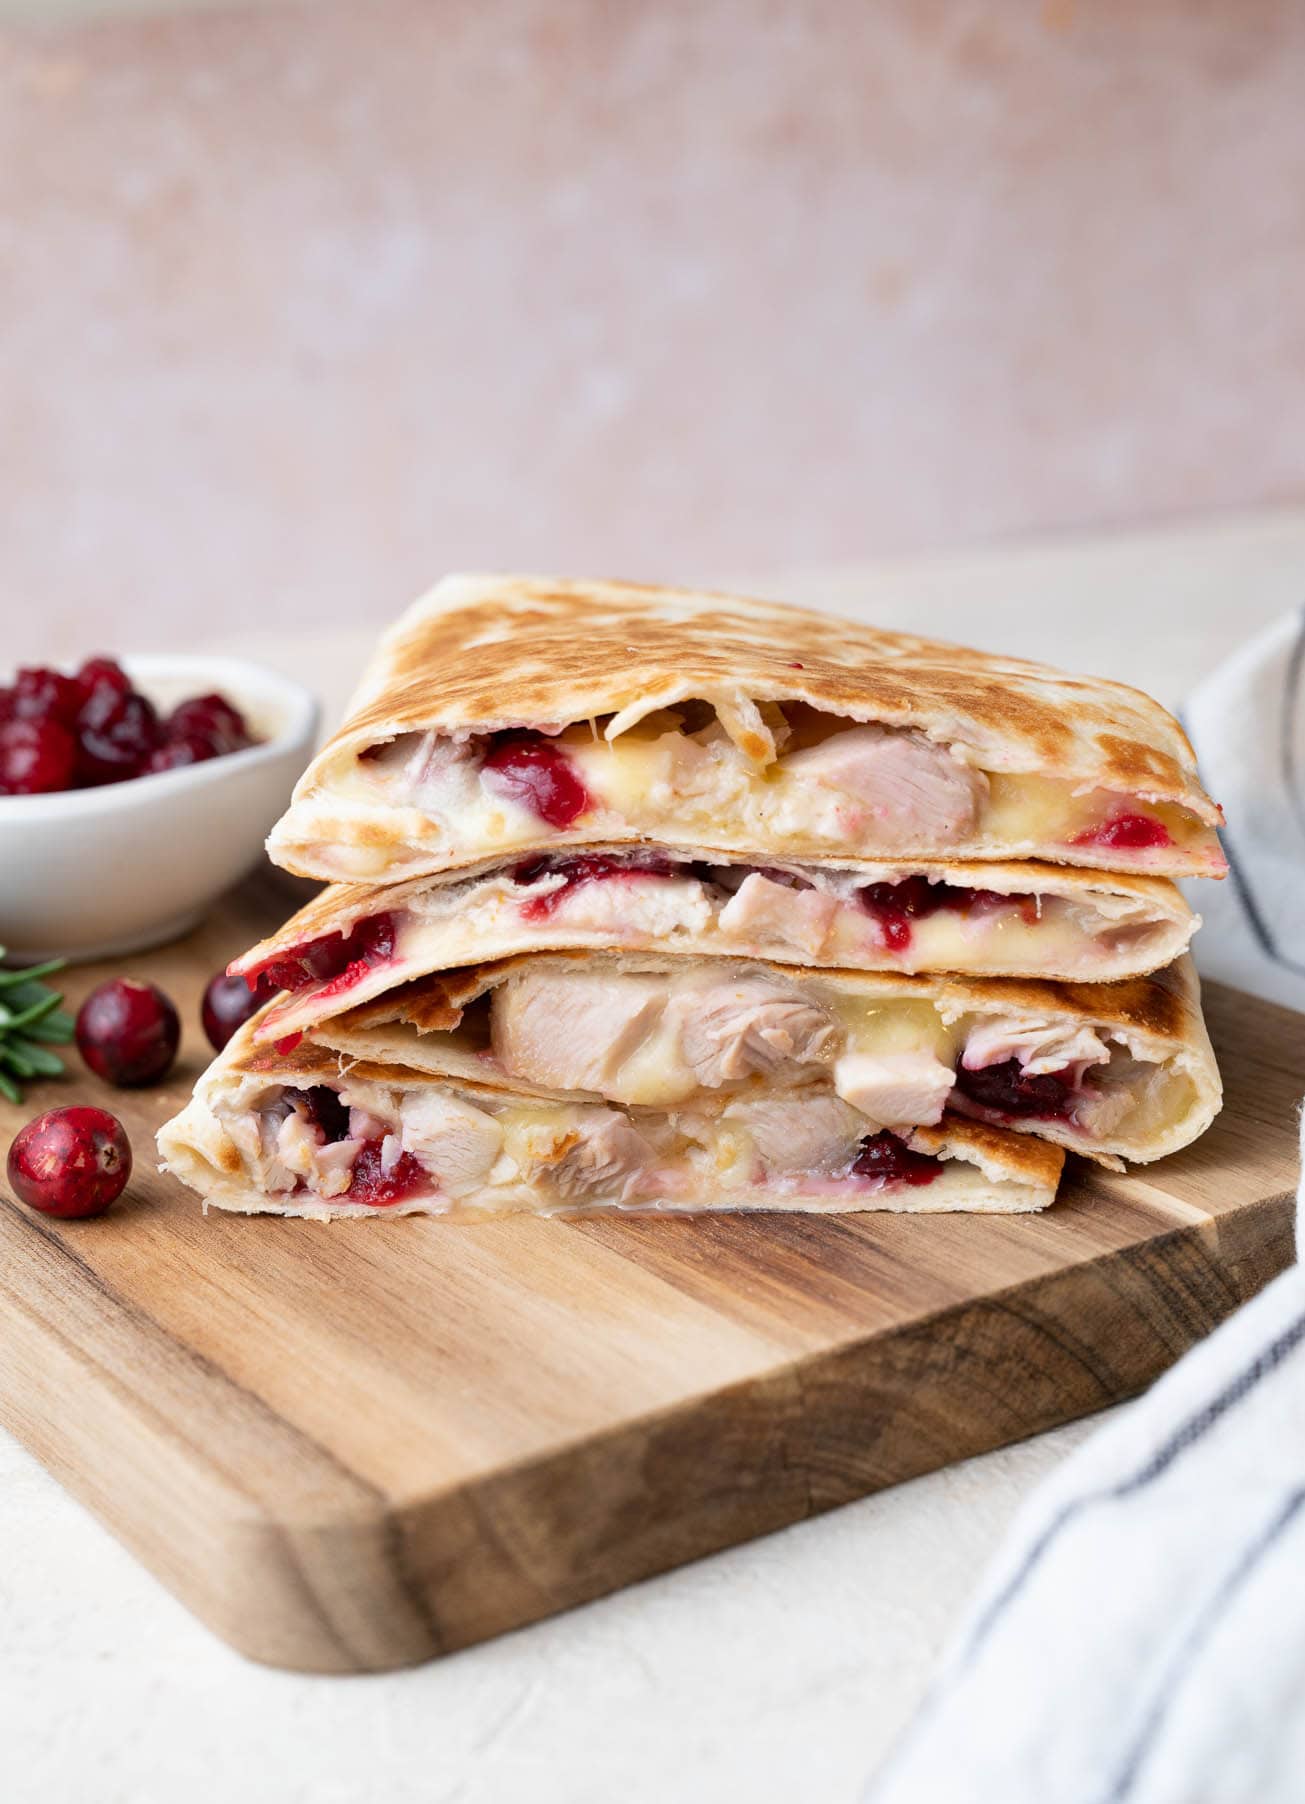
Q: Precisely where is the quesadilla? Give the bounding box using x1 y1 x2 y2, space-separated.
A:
266 575 1226 884
310 950 1219 1170
157 1016 1065 1220
231 849 1200 1047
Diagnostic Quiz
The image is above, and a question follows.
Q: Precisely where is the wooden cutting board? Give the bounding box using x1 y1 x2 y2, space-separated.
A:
0 876 1297 1674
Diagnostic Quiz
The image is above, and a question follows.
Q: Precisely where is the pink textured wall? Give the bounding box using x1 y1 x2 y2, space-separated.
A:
3 0 1304 659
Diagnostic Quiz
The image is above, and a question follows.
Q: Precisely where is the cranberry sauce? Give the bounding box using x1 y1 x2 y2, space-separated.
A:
347 1140 428 1207
514 851 677 920
851 1131 941 1188
250 911 399 997
951 1058 1076 1121
480 732 592 828
859 875 1035 953
1070 812 1172 851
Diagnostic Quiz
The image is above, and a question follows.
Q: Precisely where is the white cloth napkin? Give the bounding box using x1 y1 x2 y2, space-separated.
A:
865 612 1305 1804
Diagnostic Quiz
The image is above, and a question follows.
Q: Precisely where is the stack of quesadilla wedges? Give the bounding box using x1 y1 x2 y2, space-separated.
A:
159 575 1225 1220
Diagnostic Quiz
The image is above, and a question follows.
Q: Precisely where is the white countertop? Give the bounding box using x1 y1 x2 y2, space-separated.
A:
4 510 1301 1804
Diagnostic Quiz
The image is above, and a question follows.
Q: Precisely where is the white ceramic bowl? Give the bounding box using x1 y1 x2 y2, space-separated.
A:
0 655 319 962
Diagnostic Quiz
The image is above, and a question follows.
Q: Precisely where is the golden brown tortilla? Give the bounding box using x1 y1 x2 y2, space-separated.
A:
267 574 1224 881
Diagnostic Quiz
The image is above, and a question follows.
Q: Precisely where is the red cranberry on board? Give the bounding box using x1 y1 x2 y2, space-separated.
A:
76 979 180 1087
481 733 592 828
201 969 278 1051
146 733 220 775
0 717 77 794
6 1106 132 1219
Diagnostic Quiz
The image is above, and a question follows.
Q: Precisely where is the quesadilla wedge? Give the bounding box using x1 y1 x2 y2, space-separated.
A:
312 951 1219 1171
232 850 1200 1047
157 1017 1065 1220
267 575 1226 883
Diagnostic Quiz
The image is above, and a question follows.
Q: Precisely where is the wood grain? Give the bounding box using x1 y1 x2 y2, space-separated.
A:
0 884 1298 1672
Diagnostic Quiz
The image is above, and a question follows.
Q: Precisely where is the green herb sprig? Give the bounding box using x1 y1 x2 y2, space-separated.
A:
0 951 74 1105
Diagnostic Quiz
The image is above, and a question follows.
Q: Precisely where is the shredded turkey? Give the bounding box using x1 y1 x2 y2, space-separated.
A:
962 1017 1112 1080
543 1109 656 1203
725 1093 866 1173
670 975 837 1087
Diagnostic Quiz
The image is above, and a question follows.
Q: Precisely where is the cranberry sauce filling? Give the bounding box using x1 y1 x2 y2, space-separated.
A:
1070 812 1172 851
951 1058 1076 1121
347 1140 428 1207
514 851 677 920
851 1131 941 1187
250 911 398 997
859 876 1036 953
481 732 592 828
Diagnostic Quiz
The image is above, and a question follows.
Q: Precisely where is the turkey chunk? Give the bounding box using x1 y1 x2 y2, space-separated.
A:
784 725 987 847
963 1018 1111 1079
833 1050 954 1130
672 975 837 1088
492 969 666 1093
716 872 839 959
400 1091 503 1198
540 1108 656 1204
726 1093 865 1174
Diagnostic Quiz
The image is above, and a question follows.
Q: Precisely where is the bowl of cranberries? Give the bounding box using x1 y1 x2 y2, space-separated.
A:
0 653 317 962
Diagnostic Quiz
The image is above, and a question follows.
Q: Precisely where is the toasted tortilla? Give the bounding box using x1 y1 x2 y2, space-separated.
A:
233 848 1200 1045
317 950 1220 1168
266 574 1226 883
156 1015 1065 1220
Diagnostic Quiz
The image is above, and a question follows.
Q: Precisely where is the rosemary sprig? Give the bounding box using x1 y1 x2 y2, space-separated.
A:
0 949 71 1104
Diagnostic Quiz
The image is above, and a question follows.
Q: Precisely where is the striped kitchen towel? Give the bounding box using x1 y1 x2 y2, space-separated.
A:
865 612 1305 1804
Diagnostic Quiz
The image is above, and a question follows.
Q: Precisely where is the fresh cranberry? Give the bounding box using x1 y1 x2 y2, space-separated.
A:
12 665 82 727
166 693 251 754
952 1058 1076 1120
1071 812 1172 851
6 1106 131 1218
75 978 180 1087
347 1140 427 1207
515 851 675 919
254 912 397 995
75 688 160 786
0 717 77 794
146 733 220 774
74 657 132 708
201 969 278 1051
481 733 592 828
0 686 13 724
851 1131 940 1187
